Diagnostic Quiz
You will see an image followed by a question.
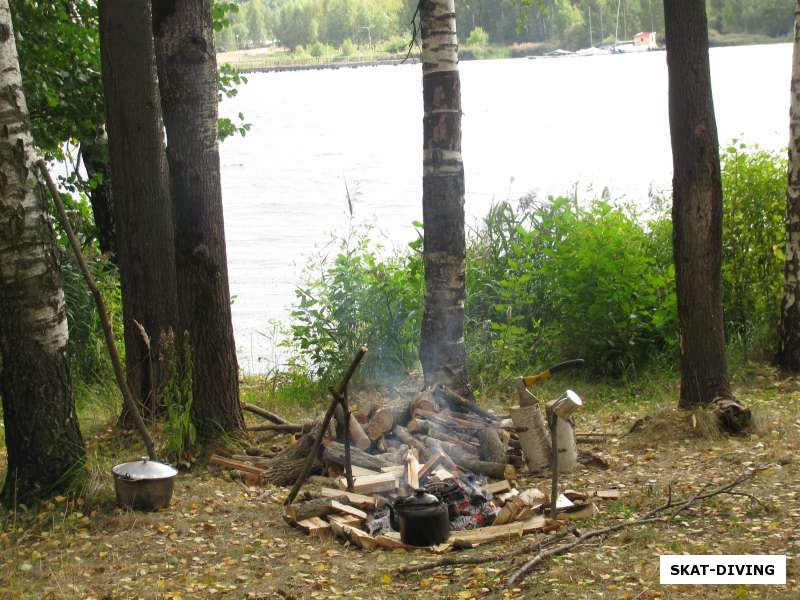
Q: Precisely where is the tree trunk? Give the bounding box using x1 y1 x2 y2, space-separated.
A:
99 0 179 425
419 0 470 397
0 0 85 506
778 1 800 372
664 0 732 408
79 133 116 260
151 0 243 438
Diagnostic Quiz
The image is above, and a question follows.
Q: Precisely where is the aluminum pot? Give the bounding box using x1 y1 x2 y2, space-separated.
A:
389 488 450 547
112 459 177 511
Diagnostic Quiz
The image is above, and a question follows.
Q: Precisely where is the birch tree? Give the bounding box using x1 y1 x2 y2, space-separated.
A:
777 0 800 372
418 0 470 396
151 0 244 438
98 0 179 422
0 0 85 506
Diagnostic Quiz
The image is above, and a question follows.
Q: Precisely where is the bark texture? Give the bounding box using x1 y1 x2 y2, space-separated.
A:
778 1 800 372
99 0 179 423
419 0 469 395
0 0 85 506
151 0 243 438
664 0 731 408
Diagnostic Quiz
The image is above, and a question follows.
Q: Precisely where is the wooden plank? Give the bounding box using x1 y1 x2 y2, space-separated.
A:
296 516 332 537
482 480 512 495
328 514 362 527
591 489 622 500
328 518 376 549
329 500 368 521
373 532 414 550
319 488 382 510
338 472 397 495
350 465 381 477
405 452 420 490
520 514 547 534
418 452 445 482
209 455 265 476
430 467 456 482
380 465 405 475
449 522 524 548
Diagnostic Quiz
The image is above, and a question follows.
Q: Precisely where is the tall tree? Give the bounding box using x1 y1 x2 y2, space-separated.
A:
98 0 179 421
663 0 731 407
0 0 85 506
151 0 244 438
418 0 470 396
778 0 800 372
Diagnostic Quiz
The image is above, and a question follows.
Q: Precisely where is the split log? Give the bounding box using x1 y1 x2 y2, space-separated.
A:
364 408 394 441
338 473 397 495
479 427 507 463
409 419 481 450
210 455 265 476
450 451 514 480
393 425 431 460
320 487 385 510
329 518 376 550
323 441 395 472
241 402 291 425
422 438 460 473
409 390 439 417
435 384 498 421
296 516 332 537
449 522 523 548
405 451 420 490
335 403 371 450
285 496 349 522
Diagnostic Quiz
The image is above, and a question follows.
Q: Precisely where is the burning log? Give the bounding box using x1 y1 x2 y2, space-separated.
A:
435 384 499 422
393 425 431 460
479 427 507 464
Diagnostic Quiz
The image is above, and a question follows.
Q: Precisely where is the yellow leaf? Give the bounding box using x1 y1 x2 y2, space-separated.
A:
381 574 392 585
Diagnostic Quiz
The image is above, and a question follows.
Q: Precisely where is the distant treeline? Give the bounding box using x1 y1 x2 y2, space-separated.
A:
215 0 794 53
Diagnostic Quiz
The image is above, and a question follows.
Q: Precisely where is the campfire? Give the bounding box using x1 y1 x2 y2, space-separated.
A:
211 348 618 551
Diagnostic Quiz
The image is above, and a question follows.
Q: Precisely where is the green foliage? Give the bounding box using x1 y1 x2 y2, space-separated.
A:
466 26 490 46
11 0 104 159
341 37 356 56
290 219 424 384
720 143 787 351
161 335 197 465
286 147 787 387
309 40 335 57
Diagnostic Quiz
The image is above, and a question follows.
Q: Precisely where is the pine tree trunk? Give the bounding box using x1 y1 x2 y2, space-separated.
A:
151 0 244 438
99 0 179 424
664 0 731 408
777 2 800 372
0 0 85 506
79 134 116 260
419 0 470 396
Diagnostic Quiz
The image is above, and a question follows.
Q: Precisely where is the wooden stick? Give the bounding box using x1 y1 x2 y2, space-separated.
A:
335 387 355 492
247 423 310 434
241 402 291 425
435 384 499 421
39 161 157 461
284 346 367 506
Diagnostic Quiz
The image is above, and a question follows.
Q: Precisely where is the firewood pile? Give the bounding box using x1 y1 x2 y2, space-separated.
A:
210 381 618 552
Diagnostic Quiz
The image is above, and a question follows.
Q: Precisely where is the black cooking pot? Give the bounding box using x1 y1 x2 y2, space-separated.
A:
390 489 450 547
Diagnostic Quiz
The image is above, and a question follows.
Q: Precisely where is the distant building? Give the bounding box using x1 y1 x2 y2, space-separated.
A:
633 32 657 49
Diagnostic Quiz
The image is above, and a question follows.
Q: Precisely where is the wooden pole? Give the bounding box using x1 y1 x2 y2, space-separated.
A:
38 161 157 461
285 346 367 506
549 412 559 520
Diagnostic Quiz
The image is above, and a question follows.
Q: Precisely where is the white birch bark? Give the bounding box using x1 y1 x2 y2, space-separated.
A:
0 0 68 356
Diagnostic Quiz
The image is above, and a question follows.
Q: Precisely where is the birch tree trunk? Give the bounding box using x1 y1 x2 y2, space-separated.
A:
777 1 800 372
151 0 244 438
0 0 85 506
419 0 470 397
99 0 179 423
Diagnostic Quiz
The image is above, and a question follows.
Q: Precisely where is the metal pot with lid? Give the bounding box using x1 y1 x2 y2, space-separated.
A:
112 458 177 511
389 488 450 547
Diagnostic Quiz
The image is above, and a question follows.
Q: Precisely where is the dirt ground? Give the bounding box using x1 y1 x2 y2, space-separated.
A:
1 369 798 599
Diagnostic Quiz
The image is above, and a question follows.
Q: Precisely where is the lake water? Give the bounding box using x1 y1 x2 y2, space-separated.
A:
218 43 792 373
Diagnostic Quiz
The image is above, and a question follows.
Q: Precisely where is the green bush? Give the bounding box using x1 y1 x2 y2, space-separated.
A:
341 37 355 56
380 35 408 54
466 26 490 47
287 146 787 387
309 41 335 57
290 223 424 383
720 142 787 351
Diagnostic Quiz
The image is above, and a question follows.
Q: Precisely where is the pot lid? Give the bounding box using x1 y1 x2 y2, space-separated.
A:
399 488 441 509
112 459 177 481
